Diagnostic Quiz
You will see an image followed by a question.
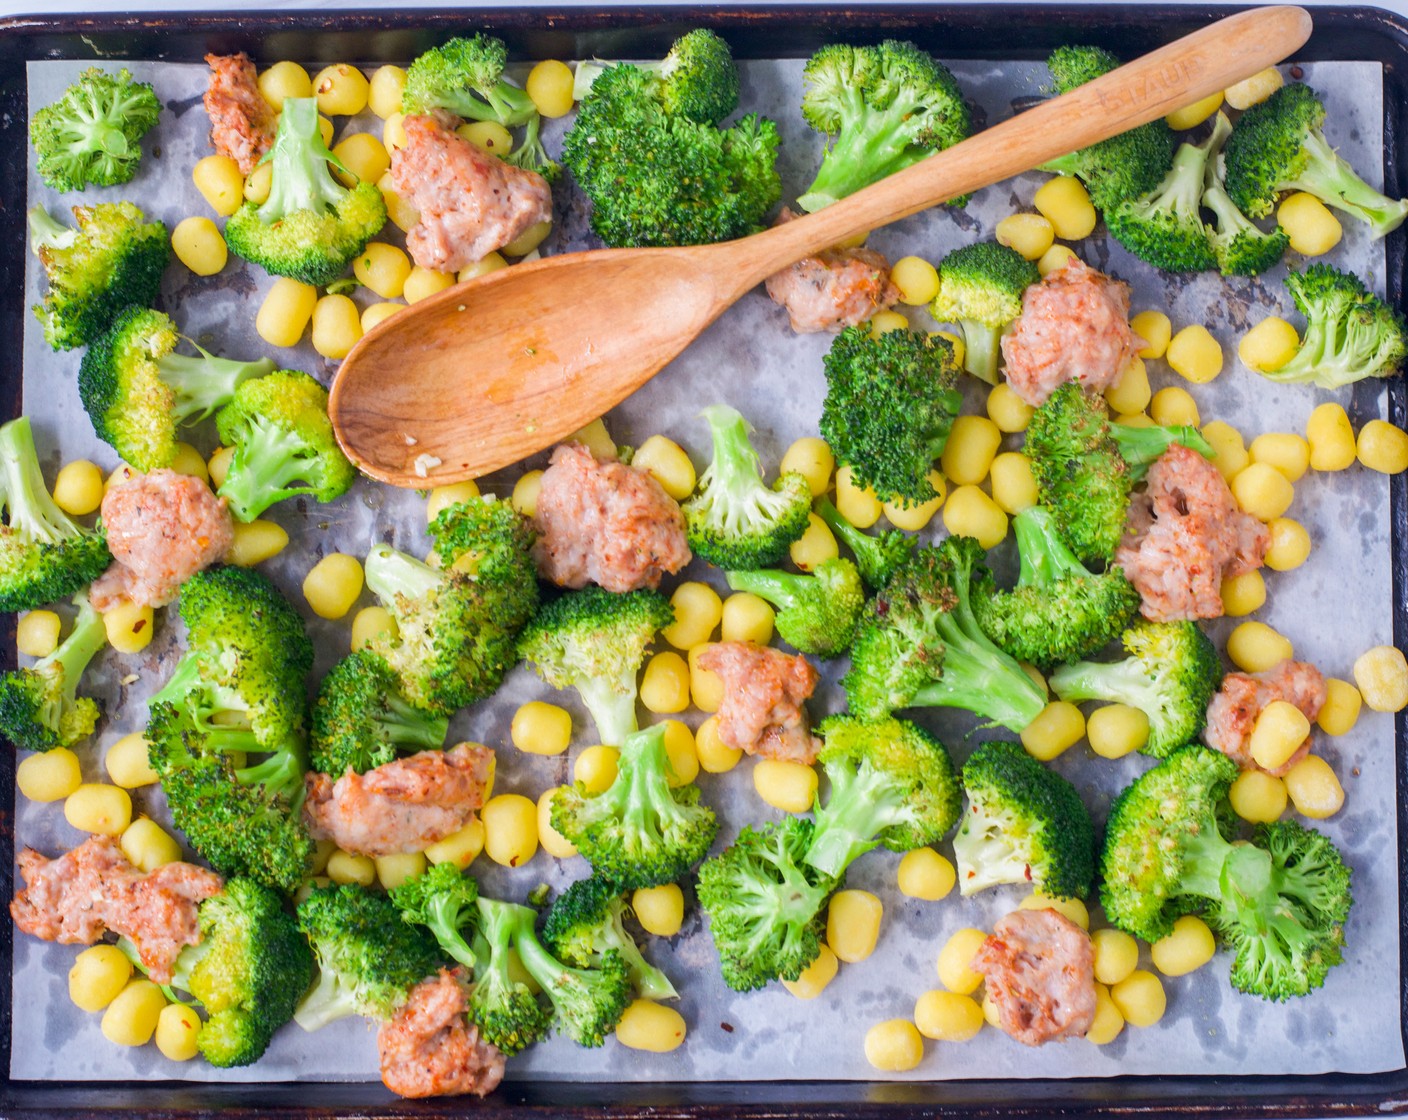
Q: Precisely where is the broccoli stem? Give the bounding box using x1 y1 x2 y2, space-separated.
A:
27 206 77 253
910 639 1047 732
364 543 444 607
959 321 1003 385
1287 130 1408 238
422 895 478 971
797 98 927 212
293 966 362 1032
502 902 566 990
605 920 677 1002
234 739 308 808
1176 819 1238 902
1109 421 1216 481
701 404 767 512
1046 658 1154 715
804 760 907 880
1037 151 1080 177
814 497 912 590
376 689 450 751
1011 506 1089 589
724 569 809 613
255 98 351 227
573 672 640 747
160 349 276 426
39 596 106 702
612 721 685 818
0 417 84 546
217 419 327 522
952 807 1039 895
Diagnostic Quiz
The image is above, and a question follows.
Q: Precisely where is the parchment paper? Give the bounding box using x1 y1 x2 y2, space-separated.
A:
14 53 1404 1084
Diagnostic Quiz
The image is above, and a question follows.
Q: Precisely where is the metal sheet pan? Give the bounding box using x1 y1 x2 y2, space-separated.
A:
1 5 1406 1116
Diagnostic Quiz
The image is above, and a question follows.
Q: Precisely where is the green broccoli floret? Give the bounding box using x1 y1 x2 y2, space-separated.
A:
428 494 538 611
561 62 780 248
1049 620 1223 758
0 416 111 613
364 555 516 716
814 496 915 592
1224 82 1408 238
1024 384 1130 565
150 564 314 749
225 98 387 285
30 67 160 192
389 861 480 972
294 883 444 1030
134 878 314 1067
1105 129 1217 273
551 722 718 888
974 505 1140 669
572 29 740 125
930 242 1040 384
724 557 864 658
543 875 678 1001
0 592 106 752
697 816 837 991
804 715 962 880
466 893 551 1054
1201 112 1289 277
146 702 314 894
310 650 449 776
1025 384 1213 565
796 40 971 213
403 34 538 126
492 897 631 1047
842 537 1048 733
78 306 275 472
516 586 672 746
818 327 963 505
214 369 356 522
952 740 1095 899
682 405 814 570
1039 46 1175 211
29 202 169 352
1101 746 1352 999
1258 264 1407 389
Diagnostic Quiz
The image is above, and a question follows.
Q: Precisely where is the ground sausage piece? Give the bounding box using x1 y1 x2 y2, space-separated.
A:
203 53 277 174
1204 659 1327 776
10 835 222 983
378 969 506 1099
91 469 234 611
532 442 691 593
303 742 495 857
971 908 1096 1047
390 111 554 273
1000 258 1144 407
694 641 821 763
1115 444 1270 622
764 210 900 333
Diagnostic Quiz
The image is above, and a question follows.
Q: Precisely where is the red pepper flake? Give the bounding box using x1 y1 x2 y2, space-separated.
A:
132 619 148 634
720 1022 734 1033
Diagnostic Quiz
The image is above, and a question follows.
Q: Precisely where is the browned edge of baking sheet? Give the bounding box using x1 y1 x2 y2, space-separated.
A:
0 4 1405 1116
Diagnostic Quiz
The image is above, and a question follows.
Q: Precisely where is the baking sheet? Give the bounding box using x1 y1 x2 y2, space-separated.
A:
12 53 1403 1084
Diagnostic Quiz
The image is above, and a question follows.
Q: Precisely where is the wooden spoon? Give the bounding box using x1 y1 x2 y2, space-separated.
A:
330 6 1312 487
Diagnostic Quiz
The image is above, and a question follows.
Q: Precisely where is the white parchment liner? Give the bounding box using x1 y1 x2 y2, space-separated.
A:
13 54 1403 1083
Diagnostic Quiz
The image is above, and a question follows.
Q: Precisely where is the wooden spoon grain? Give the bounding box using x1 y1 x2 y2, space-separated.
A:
329 6 1313 487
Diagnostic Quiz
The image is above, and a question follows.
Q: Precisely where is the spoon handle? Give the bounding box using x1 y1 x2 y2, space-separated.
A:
733 5 1312 287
